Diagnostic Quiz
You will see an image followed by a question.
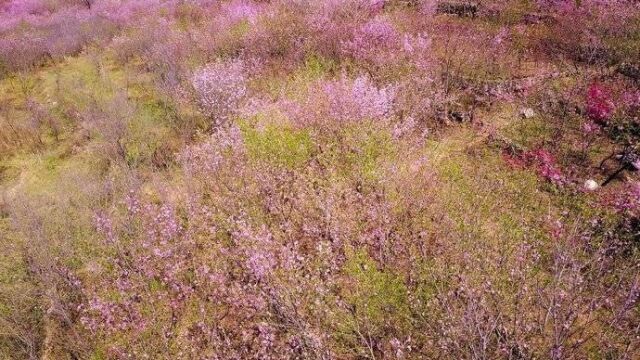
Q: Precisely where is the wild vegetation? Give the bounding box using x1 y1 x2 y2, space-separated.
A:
0 0 639 359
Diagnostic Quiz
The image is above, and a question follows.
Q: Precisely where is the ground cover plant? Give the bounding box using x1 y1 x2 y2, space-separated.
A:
0 0 639 359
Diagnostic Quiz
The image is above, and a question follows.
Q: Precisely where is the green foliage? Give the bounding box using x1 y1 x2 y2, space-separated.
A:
242 123 314 169
124 100 174 166
501 115 552 149
342 250 409 322
317 124 395 182
230 20 251 39
255 55 336 98
334 250 410 356
490 0 536 25
301 55 337 80
426 130 551 243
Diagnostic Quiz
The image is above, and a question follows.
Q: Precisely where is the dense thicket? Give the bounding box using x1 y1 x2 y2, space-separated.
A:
0 1 639 359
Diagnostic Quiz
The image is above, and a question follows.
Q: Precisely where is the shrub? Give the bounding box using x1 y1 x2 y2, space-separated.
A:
281 75 397 128
179 124 245 180
0 34 48 75
75 90 135 163
586 83 615 123
341 16 400 64
192 60 247 127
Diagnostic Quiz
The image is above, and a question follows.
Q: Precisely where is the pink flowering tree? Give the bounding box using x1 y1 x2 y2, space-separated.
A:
281 75 396 129
192 60 248 127
341 17 400 67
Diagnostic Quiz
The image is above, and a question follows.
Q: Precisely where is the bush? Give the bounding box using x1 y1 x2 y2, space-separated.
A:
192 60 248 127
280 75 397 129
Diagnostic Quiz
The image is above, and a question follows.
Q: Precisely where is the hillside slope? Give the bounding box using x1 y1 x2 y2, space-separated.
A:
1 1 639 359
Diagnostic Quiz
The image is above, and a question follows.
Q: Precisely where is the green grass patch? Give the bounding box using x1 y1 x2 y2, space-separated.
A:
242 122 314 169
332 249 410 356
316 123 396 182
501 115 553 149
426 129 552 244
342 249 409 323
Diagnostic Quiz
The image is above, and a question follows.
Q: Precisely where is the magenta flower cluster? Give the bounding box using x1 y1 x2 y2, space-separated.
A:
586 83 615 123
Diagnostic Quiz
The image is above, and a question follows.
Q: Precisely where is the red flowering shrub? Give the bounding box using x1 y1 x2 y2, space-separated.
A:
505 148 567 185
586 83 615 123
526 149 566 185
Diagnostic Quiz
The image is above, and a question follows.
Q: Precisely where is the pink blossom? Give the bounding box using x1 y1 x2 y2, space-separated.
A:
234 224 277 281
179 125 245 178
581 120 601 135
94 211 117 244
524 149 566 185
281 75 396 126
492 27 510 45
325 76 396 121
222 0 262 25
192 60 248 126
622 90 640 110
586 83 615 123
342 17 399 64
616 182 640 212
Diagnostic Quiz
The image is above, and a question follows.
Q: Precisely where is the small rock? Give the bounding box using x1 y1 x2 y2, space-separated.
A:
520 108 536 119
584 179 599 191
